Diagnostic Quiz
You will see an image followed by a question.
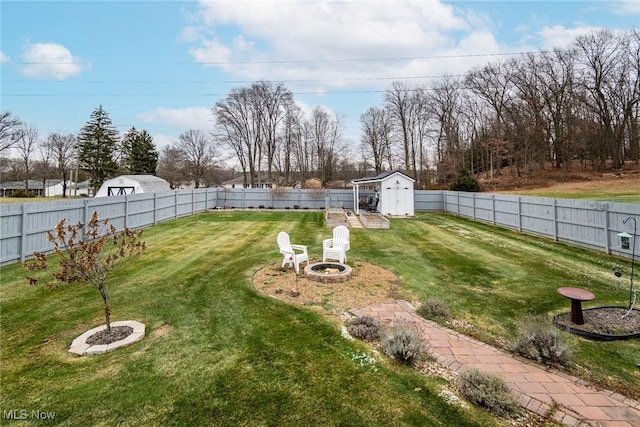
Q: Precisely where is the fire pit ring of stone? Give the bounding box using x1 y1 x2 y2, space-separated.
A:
304 262 353 283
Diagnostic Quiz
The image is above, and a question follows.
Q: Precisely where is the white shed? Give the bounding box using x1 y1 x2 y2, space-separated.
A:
351 170 415 216
94 175 170 198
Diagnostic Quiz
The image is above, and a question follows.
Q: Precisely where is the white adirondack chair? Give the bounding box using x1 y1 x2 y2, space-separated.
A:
323 225 350 264
277 231 309 274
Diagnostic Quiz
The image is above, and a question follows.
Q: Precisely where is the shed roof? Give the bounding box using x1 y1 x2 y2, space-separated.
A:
122 175 170 193
112 175 170 192
350 170 415 185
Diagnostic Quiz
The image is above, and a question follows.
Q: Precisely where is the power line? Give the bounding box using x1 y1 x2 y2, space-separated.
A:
8 50 556 66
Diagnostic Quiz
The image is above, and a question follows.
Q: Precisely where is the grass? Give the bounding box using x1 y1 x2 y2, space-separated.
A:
497 179 640 203
1 211 639 426
1 211 500 426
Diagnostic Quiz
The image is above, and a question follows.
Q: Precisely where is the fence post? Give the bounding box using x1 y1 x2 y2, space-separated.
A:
553 199 558 241
175 192 179 219
83 199 89 240
604 203 611 254
153 193 158 225
517 196 522 232
492 195 496 225
472 193 476 220
19 203 27 262
124 195 129 228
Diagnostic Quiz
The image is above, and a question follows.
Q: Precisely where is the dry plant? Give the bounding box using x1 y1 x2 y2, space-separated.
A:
24 212 147 332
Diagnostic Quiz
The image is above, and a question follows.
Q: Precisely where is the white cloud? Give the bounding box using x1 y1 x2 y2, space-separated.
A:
611 0 640 15
537 25 600 50
0 51 10 63
151 134 176 151
137 107 213 131
185 0 488 89
179 25 202 43
19 42 90 80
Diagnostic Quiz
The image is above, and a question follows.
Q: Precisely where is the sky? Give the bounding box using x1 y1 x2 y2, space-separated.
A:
1 0 639 163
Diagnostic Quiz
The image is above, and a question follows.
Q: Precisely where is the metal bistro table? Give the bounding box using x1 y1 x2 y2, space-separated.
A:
557 287 595 325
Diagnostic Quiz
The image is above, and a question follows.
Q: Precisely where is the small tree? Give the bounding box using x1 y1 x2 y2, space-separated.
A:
25 212 146 333
450 169 481 192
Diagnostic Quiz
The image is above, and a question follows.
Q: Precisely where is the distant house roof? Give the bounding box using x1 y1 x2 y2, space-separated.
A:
0 179 62 190
74 180 92 189
222 173 278 187
350 170 415 185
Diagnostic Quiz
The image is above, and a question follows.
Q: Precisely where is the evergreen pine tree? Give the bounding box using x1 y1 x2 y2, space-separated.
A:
450 169 481 192
78 105 119 190
122 128 158 174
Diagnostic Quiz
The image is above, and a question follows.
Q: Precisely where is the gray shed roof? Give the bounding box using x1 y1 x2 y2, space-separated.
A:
350 170 415 185
118 175 170 192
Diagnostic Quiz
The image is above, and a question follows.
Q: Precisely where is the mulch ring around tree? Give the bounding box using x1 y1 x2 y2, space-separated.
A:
86 326 134 345
554 307 640 340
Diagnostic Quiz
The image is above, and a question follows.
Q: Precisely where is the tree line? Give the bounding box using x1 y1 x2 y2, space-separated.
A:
2 29 638 193
361 29 639 187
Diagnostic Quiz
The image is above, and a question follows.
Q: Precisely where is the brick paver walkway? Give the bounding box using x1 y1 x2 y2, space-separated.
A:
351 301 640 427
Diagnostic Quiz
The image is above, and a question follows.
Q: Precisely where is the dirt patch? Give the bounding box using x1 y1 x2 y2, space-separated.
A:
253 261 413 318
482 163 640 193
152 324 172 338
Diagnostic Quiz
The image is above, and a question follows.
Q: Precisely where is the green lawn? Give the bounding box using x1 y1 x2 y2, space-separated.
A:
1 211 638 426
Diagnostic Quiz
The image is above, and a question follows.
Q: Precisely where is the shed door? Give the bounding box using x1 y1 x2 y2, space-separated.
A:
387 179 412 215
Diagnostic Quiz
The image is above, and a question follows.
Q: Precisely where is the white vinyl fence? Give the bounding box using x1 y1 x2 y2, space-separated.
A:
1 188 638 265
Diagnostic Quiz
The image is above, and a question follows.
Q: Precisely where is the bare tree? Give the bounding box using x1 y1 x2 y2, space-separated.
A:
0 111 23 153
384 81 418 176
174 129 217 188
156 146 186 189
574 29 635 170
360 106 393 173
428 75 465 180
44 132 76 197
465 60 518 178
254 81 295 181
309 107 344 186
214 87 260 187
276 102 303 185
15 124 39 191
627 29 640 164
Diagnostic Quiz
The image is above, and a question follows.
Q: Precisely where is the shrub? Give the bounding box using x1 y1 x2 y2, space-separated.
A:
458 368 521 418
346 315 383 341
450 169 481 192
380 323 423 364
11 189 36 198
416 299 452 321
511 314 573 366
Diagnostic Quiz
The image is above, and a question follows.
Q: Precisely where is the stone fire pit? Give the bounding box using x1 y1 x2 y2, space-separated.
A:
304 262 353 283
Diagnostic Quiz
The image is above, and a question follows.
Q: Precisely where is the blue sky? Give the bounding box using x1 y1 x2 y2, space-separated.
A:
1 0 639 162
